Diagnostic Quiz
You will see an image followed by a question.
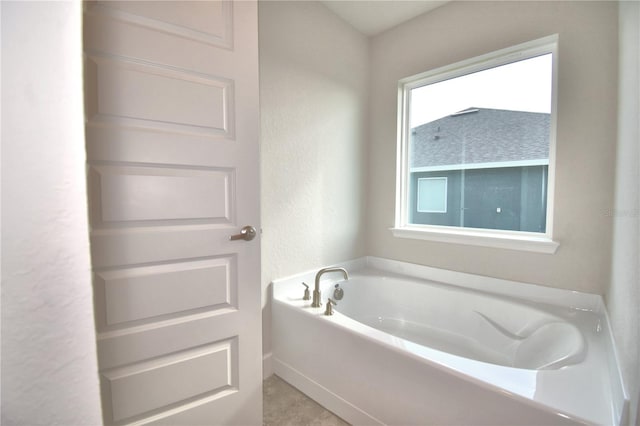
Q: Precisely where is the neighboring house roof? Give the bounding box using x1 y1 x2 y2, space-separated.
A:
410 108 550 170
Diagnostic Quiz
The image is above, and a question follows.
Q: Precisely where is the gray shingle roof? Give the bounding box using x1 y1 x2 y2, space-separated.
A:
410 108 550 169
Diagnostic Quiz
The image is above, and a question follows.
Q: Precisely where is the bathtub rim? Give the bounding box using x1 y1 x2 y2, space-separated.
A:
270 256 630 426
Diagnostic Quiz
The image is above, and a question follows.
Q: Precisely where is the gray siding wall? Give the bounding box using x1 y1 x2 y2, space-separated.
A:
410 165 548 232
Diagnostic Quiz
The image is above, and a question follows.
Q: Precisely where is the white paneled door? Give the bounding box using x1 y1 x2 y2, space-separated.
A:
83 2 262 424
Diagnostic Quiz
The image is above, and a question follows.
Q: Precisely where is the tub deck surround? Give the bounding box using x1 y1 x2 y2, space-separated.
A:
271 257 629 426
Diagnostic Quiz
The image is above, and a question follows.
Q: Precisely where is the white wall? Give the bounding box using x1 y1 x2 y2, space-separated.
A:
367 1 618 295
607 1 640 424
259 1 369 357
1 1 103 424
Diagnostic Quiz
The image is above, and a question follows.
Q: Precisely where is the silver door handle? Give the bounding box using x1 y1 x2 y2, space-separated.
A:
229 225 257 241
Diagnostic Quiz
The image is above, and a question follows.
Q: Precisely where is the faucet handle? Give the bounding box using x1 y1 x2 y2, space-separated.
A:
324 298 337 316
301 282 310 300
333 283 344 300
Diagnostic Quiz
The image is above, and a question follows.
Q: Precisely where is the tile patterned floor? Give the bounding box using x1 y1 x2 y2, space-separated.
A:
263 375 350 426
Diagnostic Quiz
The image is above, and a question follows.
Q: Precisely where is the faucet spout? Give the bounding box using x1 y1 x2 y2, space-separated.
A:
312 267 349 308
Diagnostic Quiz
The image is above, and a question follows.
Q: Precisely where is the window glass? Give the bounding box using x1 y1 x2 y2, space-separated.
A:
397 39 556 238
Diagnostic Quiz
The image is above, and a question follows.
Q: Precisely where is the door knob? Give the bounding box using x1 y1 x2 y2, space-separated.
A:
229 225 257 241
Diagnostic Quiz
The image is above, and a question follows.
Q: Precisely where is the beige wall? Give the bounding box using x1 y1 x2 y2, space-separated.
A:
607 1 640 424
259 1 369 355
367 1 618 294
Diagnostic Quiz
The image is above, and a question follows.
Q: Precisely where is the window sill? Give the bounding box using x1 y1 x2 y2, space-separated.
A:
390 226 559 254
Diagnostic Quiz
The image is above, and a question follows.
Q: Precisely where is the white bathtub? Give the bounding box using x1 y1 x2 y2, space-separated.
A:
271 257 629 426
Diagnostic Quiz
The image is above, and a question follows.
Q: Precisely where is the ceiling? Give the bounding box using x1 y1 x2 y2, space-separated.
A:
321 1 448 36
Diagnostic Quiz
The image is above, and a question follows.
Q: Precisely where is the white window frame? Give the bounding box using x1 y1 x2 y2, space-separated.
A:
417 177 448 213
392 35 560 254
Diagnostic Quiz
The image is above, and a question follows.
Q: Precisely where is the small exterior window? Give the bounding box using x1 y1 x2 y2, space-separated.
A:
417 177 447 213
393 36 559 253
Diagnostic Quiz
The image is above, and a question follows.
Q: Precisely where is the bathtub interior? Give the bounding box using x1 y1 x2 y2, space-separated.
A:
271 256 630 426
335 274 587 370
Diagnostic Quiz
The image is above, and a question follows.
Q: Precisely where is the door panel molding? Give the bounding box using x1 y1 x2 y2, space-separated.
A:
94 256 237 329
85 54 235 138
85 1 234 49
89 165 234 226
102 339 237 422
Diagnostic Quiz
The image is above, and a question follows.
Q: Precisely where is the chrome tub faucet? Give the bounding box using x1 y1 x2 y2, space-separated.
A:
312 267 349 308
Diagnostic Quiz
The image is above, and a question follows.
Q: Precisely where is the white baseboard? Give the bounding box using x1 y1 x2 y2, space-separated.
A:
272 357 383 425
262 352 273 379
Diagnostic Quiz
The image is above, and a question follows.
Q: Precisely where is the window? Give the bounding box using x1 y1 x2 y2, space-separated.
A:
393 36 559 253
417 177 447 213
